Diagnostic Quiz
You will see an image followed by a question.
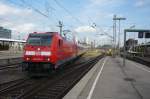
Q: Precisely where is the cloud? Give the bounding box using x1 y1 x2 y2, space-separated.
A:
89 0 123 6
0 18 37 33
10 23 37 40
75 0 125 27
0 2 32 16
11 23 36 33
135 0 145 7
90 0 114 5
0 1 50 39
74 26 96 33
0 2 36 33
135 0 150 7
0 21 13 27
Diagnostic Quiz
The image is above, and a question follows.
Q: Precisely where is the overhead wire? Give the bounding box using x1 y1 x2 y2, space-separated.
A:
53 0 85 25
44 0 60 23
7 0 25 7
7 0 98 35
20 0 59 29
20 0 49 18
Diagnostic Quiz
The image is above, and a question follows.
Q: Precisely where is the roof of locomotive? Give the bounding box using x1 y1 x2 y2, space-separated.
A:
29 32 72 41
29 32 59 36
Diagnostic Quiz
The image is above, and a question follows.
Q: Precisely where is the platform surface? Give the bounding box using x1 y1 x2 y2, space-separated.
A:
64 56 150 99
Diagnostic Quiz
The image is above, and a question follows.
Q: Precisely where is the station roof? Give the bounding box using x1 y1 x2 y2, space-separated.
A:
125 29 150 32
0 38 26 43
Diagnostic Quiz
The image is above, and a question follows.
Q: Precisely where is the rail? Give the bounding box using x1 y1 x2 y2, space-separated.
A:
0 54 104 99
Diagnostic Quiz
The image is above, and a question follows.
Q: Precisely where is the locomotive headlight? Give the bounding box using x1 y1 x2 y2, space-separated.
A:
25 51 35 55
47 58 50 61
41 51 51 56
26 57 30 61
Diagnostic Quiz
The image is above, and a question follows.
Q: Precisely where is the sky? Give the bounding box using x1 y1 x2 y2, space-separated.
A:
0 0 150 46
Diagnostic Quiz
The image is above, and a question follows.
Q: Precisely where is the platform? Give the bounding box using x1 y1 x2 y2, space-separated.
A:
0 51 23 59
63 56 150 99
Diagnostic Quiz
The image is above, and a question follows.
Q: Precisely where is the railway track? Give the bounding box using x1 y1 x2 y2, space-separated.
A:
0 55 103 99
0 64 21 70
0 78 47 99
121 54 150 67
130 56 150 67
0 57 22 65
0 78 28 90
0 57 22 70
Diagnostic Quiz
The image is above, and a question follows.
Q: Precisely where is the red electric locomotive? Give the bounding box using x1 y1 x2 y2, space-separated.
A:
22 32 78 74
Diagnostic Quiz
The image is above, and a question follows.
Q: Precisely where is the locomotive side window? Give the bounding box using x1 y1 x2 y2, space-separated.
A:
58 39 63 47
58 39 61 47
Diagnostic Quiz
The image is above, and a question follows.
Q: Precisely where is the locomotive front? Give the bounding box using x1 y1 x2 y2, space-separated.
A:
22 32 56 73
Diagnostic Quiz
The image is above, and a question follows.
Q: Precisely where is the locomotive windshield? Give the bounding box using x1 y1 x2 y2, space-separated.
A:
27 34 52 46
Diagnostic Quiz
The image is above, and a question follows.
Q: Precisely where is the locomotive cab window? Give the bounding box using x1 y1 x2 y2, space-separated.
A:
27 34 52 46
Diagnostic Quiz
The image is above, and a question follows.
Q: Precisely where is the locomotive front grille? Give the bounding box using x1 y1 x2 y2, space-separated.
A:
22 62 55 73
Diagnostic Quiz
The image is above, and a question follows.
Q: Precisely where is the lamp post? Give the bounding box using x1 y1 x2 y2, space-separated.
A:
113 16 126 55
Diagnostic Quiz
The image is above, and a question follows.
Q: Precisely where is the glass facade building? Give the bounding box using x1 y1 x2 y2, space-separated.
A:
0 26 11 39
